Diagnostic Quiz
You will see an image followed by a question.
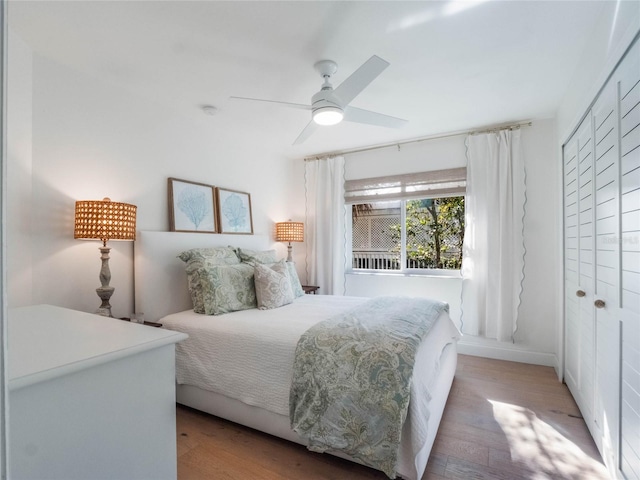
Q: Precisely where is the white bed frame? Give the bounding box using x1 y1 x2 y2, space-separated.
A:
134 231 457 480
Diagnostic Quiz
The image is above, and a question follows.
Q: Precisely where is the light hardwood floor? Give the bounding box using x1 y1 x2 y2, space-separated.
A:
176 354 611 479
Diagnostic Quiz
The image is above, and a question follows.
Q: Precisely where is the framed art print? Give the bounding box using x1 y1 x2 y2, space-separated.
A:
168 178 217 233
215 187 253 234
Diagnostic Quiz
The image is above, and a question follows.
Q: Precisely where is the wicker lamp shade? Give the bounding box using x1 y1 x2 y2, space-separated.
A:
275 221 304 243
74 197 137 244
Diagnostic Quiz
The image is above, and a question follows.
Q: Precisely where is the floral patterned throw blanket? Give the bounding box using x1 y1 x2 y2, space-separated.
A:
289 296 448 478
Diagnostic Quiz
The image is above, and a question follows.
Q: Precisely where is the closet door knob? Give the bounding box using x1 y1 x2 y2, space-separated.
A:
576 290 586 297
594 299 605 309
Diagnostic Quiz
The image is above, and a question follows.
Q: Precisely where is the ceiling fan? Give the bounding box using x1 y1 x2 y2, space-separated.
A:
231 55 407 145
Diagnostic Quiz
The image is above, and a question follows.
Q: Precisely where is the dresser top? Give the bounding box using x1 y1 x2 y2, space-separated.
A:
9 304 188 391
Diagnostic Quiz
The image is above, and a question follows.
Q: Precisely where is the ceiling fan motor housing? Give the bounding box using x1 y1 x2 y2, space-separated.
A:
312 89 341 110
311 89 344 125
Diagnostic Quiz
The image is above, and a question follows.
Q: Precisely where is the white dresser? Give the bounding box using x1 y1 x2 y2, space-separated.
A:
8 304 188 480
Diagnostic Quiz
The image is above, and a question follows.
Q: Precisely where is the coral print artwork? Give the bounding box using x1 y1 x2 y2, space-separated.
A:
216 188 253 234
168 178 217 233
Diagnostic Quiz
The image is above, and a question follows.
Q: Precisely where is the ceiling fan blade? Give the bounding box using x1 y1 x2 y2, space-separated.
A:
230 96 311 110
293 121 319 145
344 106 407 129
332 55 389 107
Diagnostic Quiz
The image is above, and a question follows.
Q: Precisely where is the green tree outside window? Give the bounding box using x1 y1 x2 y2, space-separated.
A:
389 197 465 269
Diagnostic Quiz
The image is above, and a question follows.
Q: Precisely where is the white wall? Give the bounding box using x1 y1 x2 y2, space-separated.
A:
512 120 559 359
344 134 468 178
7 39 293 317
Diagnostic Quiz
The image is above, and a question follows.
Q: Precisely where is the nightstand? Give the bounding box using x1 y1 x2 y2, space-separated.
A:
302 285 320 295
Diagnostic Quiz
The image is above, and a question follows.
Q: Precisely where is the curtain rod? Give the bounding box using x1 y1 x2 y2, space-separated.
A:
303 120 532 161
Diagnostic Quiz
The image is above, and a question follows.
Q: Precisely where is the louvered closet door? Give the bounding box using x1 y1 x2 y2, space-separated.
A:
618 38 640 480
578 118 597 421
564 134 580 392
592 77 621 471
564 115 596 423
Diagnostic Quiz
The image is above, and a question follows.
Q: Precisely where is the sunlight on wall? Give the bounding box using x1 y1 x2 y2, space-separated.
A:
489 400 610 479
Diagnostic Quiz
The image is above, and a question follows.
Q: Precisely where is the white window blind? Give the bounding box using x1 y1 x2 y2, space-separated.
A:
344 167 467 204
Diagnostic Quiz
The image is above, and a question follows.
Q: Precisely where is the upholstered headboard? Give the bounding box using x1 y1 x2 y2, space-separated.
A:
134 231 271 322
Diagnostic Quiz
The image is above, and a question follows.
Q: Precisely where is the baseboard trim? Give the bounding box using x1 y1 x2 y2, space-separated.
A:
457 339 557 367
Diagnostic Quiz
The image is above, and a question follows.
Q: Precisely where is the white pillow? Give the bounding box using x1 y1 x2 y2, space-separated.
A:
254 261 294 310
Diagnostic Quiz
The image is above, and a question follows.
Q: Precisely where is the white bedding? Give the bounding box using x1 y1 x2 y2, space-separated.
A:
161 295 460 418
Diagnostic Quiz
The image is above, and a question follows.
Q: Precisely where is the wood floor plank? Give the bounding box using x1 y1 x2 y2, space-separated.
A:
176 354 611 479
431 433 490 466
422 472 448 480
436 420 513 452
425 452 447 476
444 456 530 480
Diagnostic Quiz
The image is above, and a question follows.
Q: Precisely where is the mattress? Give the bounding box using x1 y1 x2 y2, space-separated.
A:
161 295 459 417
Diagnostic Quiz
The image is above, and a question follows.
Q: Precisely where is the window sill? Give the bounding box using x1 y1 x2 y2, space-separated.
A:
346 269 462 279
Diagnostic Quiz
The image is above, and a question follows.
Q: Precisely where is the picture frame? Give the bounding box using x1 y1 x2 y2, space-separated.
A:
215 187 254 234
168 178 217 233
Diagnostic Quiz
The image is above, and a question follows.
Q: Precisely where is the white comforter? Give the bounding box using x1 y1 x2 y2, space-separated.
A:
161 295 459 418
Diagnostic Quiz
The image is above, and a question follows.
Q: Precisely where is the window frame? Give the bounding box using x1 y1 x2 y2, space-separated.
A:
345 167 467 278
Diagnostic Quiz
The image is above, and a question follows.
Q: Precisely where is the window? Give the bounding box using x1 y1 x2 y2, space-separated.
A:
346 168 466 273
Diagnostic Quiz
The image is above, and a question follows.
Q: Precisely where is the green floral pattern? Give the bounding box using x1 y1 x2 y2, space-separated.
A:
237 248 277 265
254 261 294 309
237 248 304 298
199 263 257 315
290 296 448 478
178 247 241 313
285 262 305 298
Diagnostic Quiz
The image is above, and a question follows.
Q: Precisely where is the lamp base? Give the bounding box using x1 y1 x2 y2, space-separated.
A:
286 243 293 262
96 285 114 317
96 244 114 318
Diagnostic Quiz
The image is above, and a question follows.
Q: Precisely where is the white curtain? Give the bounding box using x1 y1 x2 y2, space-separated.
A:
305 156 346 295
461 129 526 341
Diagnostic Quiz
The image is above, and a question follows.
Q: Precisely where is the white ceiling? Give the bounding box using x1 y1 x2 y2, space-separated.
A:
9 0 606 158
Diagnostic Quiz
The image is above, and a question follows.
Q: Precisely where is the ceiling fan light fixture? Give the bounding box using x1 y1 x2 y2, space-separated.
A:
313 106 344 126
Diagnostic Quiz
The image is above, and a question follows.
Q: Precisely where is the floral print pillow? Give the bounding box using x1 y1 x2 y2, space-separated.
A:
199 263 257 315
285 262 305 298
237 248 278 265
254 261 294 310
177 247 241 313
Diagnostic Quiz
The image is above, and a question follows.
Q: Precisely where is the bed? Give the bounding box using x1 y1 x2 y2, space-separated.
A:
134 231 460 480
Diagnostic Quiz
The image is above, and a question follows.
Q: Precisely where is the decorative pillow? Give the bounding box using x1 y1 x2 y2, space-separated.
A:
285 262 305 298
199 263 257 315
178 247 240 267
237 247 278 265
177 247 241 313
254 261 294 310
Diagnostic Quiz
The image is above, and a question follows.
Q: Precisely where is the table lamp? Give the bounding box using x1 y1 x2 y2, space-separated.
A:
275 220 304 262
74 197 137 317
